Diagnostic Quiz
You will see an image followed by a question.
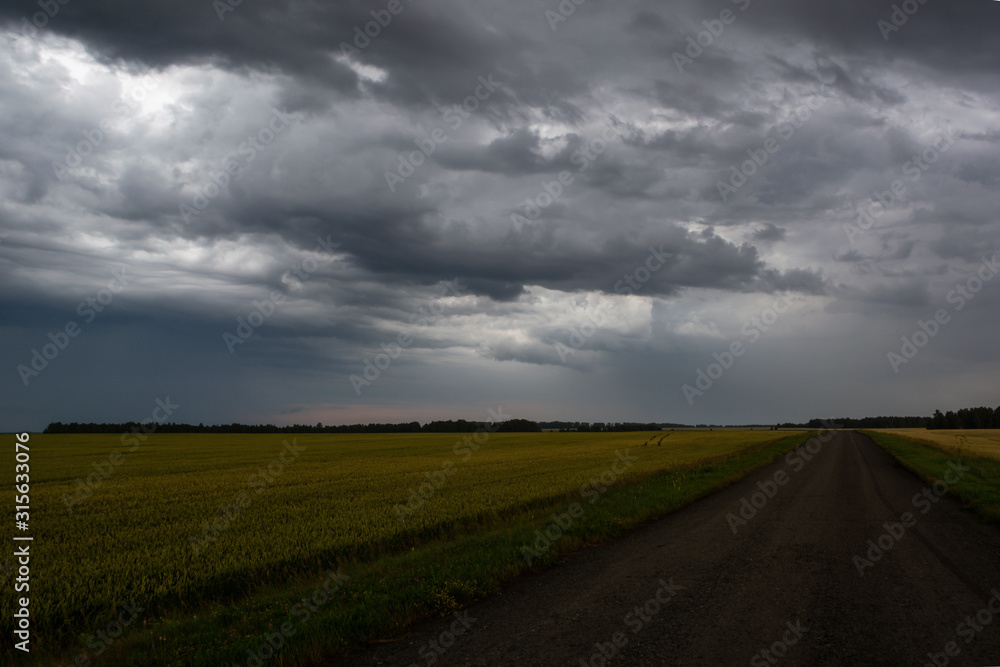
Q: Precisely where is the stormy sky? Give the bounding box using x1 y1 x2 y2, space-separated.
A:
1 0 998 430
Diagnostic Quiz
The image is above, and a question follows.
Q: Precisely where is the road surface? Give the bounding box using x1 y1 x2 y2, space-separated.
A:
322 431 1000 666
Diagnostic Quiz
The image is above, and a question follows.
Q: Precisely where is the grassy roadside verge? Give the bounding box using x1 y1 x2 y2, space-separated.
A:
41 432 815 667
862 430 1000 525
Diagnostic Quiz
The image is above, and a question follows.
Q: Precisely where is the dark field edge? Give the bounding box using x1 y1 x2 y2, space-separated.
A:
862 430 1000 524
26 431 817 667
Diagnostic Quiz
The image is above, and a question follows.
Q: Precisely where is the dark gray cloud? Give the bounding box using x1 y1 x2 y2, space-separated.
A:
1 0 998 430
752 223 786 242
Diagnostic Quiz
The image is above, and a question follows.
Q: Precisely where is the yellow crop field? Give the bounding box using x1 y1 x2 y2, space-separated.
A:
2 429 805 664
874 429 1000 463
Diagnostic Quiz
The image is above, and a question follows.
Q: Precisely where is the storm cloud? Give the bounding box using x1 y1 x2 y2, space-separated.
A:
1 0 998 429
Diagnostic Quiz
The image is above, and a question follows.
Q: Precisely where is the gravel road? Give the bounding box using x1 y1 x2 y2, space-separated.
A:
322 431 1000 666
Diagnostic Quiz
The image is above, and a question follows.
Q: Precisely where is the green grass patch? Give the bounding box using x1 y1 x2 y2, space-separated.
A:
863 430 1000 524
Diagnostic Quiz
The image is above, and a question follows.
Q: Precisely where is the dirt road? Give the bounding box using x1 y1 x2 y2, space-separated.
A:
323 431 1000 666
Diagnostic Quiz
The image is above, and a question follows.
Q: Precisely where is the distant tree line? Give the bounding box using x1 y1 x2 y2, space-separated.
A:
804 405 1000 430
928 406 1000 429
43 418 542 434
804 416 929 429
41 406 1000 435
538 422 682 432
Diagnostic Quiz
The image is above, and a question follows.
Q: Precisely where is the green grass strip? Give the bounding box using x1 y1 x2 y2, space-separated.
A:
863 430 1000 525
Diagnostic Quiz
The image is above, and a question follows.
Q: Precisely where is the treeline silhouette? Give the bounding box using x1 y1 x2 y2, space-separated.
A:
805 405 1000 430
43 418 542 434
42 420 681 435
804 416 929 428
41 407 1000 434
538 422 683 432
928 406 1000 429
